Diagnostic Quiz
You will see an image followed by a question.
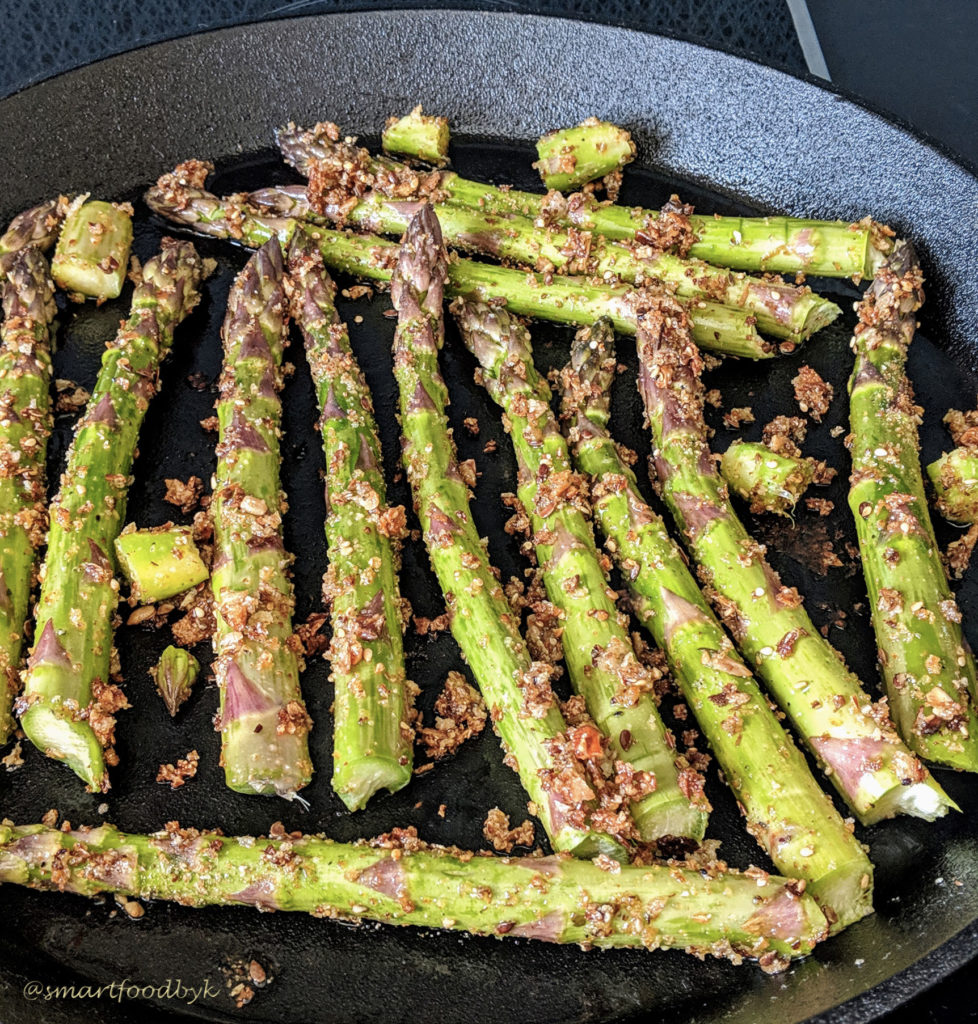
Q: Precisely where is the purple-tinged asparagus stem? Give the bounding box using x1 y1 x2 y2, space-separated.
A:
0 247 57 742
210 239 313 799
288 231 415 810
848 240 978 768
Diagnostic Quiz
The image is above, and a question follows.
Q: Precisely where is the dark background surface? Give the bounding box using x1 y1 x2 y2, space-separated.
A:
1 2 976 1022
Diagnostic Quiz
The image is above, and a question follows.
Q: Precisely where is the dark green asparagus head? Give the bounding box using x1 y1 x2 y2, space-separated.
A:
450 297 535 385
392 204 447 344
560 318 617 433
855 238 923 352
138 237 207 330
0 197 67 270
2 245 57 325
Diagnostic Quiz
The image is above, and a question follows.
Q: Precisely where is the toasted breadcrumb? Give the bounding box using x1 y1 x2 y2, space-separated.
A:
156 749 200 789
482 807 535 852
792 366 834 422
418 671 487 759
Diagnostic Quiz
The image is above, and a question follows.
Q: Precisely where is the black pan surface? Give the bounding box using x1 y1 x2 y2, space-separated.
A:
0 12 977 1024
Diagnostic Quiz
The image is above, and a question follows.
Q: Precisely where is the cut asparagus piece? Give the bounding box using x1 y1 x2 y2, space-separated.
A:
151 645 200 717
633 291 956 817
0 198 67 275
848 240 978 767
0 247 57 743
17 239 205 791
454 296 709 846
533 118 636 191
288 231 414 811
0 820 827 969
275 126 838 346
391 205 628 861
145 171 771 359
560 319 875 930
51 198 133 300
114 525 209 604
928 448 978 525
383 106 450 165
211 239 313 799
721 440 814 516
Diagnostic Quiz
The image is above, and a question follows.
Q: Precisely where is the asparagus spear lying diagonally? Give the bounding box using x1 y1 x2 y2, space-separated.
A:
210 239 313 799
390 206 629 861
288 231 415 811
633 290 957 819
453 297 709 846
146 166 772 360
0 820 828 970
848 240 978 766
17 238 205 792
0 247 57 744
559 320 873 932
276 124 839 346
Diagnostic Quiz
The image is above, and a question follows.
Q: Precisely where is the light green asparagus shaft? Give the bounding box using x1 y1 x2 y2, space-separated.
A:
848 240 978 767
0 247 57 743
0 821 828 969
391 205 628 861
211 239 313 799
18 239 205 791
720 440 814 516
634 291 954 820
560 319 873 931
113 526 209 604
288 231 414 811
151 645 200 717
928 447 978 525
144 171 771 360
0 198 67 276
453 297 709 846
383 106 450 165
534 118 636 190
51 198 133 300
274 126 838 345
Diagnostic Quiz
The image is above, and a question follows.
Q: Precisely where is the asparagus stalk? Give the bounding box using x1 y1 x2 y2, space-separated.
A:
634 291 957 816
288 231 414 811
720 440 814 516
0 247 57 743
0 820 828 969
391 205 628 860
211 239 313 799
145 170 771 359
383 106 450 165
560 320 874 930
275 126 838 345
114 525 209 604
848 240 978 766
17 239 205 791
453 296 709 846
0 198 67 275
534 118 635 191
928 448 978 525
51 198 133 300
151 646 200 717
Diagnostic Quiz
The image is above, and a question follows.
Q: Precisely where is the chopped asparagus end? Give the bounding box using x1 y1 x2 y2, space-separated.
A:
720 440 814 516
382 105 450 165
51 199 133 300
927 447 978 525
18 702 108 792
151 646 201 717
534 118 636 191
861 776 957 824
333 755 416 813
114 526 209 603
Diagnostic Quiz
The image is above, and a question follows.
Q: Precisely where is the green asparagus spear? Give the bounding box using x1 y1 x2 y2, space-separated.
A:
848 240 978 766
928 447 978 525
275 126 838 346
211 239 313 799
634 291 956 816
0 247 57 743
145 168 770 359
51 198 133 300
560 319 874 931
453 297 709 846
0 198 67 275
151 645 200 717
114 525 209 604
18 238 205 791
720 440 814 516
534 118 636 191
0 820 828 969
383 106 450 165
391 205 628 860
288 231 414 811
